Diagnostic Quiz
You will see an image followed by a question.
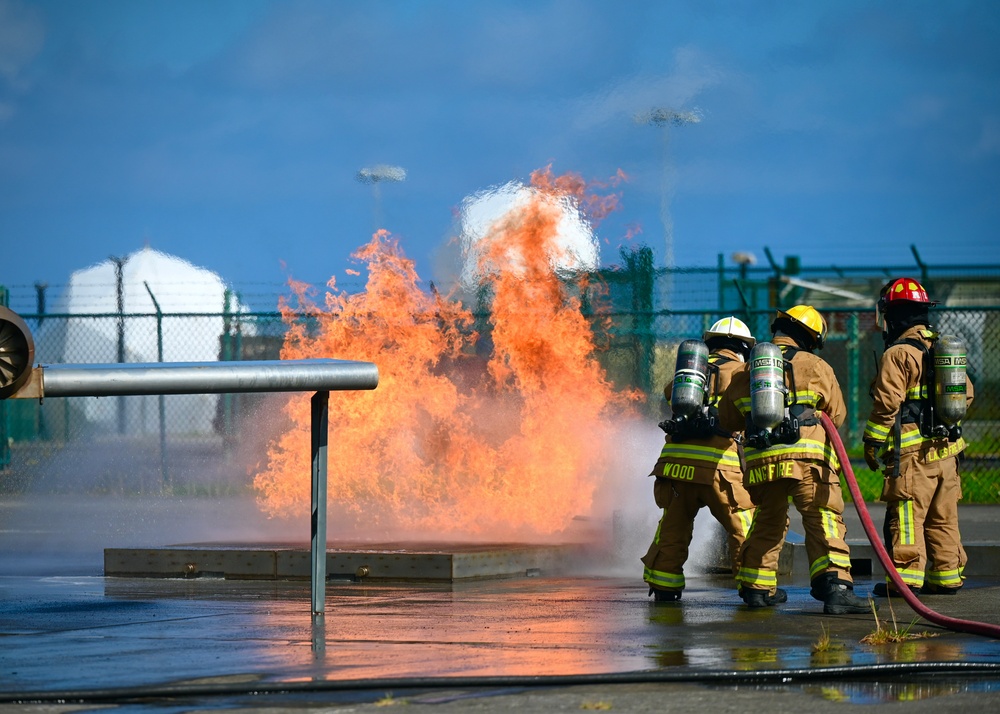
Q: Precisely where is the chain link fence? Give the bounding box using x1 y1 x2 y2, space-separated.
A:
2 265 998 501
586 249 1000 503
0 311 291 494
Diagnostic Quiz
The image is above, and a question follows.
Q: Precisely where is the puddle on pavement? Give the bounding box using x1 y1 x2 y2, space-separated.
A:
718 678 1000 704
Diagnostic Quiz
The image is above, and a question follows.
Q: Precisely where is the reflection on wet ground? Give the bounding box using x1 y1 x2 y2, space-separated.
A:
3 572 1000 699
5 496 1000 709
724 678 1000 705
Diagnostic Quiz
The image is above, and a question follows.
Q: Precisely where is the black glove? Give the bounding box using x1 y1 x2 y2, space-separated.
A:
863 441 881 471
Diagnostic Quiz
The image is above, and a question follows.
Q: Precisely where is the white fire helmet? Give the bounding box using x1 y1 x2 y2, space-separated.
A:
703 316 756 347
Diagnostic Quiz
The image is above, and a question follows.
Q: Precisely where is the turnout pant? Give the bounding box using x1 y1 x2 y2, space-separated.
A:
737 461 854 593
642 473 754 592
881 452 967 589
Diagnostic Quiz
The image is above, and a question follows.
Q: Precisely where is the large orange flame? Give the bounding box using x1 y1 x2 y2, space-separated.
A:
253 168 641 540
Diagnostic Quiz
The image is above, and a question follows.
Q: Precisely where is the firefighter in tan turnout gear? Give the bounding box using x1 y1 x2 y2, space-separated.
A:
864 277 974 596
641 317 757 602
718 305 875 614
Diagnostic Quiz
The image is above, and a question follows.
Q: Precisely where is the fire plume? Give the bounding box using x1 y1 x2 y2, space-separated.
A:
253 169 641 539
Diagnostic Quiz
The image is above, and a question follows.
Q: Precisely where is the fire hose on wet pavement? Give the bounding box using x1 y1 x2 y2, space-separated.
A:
4 662 1000 705
820 411 1000 639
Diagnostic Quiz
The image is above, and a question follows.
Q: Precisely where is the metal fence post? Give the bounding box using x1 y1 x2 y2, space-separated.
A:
311 390 330 616
144 283 169 489
111 256 127 436
846 312 860 446
221 290 234 455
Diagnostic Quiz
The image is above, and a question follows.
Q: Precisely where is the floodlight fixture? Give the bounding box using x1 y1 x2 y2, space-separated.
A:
356 164 407 184
635 106 701 278
635 107 703 127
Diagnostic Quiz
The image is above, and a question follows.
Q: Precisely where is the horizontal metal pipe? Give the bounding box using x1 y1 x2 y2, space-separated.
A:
38 359 379 398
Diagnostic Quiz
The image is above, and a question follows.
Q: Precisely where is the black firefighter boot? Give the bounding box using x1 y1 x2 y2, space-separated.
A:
740 586 787 608
812 572 876 615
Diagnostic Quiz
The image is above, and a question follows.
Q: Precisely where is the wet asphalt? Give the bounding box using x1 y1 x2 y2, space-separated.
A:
3 495 1000 712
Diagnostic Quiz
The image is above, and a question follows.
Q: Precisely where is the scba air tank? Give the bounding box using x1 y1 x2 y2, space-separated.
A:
670 339 710 417
934 334 968 427
749 342 786 430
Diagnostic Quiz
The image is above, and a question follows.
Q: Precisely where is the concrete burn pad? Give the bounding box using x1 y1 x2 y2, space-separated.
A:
104 542 588 582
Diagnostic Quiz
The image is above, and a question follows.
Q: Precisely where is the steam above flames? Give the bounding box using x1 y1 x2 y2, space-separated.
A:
253 167 642 539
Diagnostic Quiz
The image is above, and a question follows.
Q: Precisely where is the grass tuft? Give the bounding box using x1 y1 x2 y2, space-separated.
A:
374 692 407 706
812 622 841 653
860 597 939 644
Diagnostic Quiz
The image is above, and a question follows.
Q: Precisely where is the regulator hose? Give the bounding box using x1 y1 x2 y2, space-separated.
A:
820 411 1000 639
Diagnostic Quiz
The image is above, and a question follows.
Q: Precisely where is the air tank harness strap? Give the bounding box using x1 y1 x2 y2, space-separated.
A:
706 354 734 438
779 344 818 427
787 404 818 427
891 337 930 476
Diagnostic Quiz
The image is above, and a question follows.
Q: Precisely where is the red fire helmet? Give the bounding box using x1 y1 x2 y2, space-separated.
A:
879 277 934 308
876 277 936 329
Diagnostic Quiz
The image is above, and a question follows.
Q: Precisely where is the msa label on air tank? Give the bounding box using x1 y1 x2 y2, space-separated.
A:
935 356 967 367
752 357 782 370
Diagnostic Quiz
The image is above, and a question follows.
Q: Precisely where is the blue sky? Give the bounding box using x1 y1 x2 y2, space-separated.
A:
2 0 999 311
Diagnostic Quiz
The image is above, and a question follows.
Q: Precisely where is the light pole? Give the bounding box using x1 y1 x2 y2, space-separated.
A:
731 251 757 316
356 164 406 230
635 108 701 273
731 251 757 282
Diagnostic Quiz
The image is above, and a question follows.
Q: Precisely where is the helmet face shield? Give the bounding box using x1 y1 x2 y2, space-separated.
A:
876 292 887 331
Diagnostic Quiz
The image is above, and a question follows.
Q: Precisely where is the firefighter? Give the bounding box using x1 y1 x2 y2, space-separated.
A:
718 305 875 614
863 277 974 596
641 317 757 602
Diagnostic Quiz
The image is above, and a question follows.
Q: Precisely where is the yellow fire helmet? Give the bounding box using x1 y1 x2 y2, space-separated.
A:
703 316 756 347
776 304 828 348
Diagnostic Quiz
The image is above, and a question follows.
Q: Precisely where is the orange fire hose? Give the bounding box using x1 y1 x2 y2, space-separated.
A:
820 411 1000 638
